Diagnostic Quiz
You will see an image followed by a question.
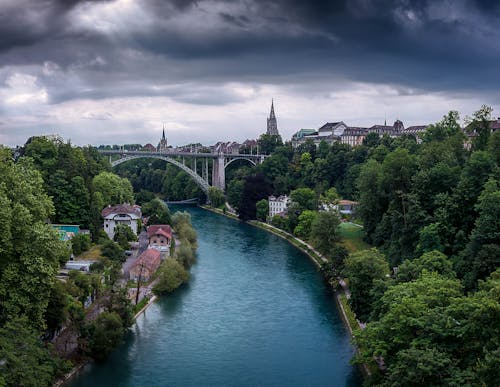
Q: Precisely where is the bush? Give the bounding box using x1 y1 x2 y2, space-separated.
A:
71 233 91 256
88 312 124 361
101 240 125 263
153 259 189 295
177 240 196 268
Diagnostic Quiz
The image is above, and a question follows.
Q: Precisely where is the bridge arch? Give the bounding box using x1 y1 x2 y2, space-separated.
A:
111 154 210 194
224 157 257 169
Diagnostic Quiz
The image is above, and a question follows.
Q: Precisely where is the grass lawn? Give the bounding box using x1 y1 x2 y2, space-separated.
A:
338 222 371 253
77 245 103 260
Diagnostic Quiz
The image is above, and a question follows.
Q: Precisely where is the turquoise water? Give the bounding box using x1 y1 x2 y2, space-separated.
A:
69 207 362 386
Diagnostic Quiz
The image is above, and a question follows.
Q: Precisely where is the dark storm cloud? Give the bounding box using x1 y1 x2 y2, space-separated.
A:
0 0 499 106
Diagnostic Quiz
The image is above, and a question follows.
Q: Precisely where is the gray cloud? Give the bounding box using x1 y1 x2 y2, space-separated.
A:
0 0 499 146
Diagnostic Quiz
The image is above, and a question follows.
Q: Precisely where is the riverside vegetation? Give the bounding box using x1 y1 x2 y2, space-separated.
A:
0 105 498 385
198 107 498 386
0 138 196 386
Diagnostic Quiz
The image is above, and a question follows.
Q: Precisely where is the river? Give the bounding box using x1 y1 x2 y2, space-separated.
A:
69 206 362 386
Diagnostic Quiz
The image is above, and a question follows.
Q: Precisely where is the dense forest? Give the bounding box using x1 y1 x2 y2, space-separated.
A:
0 136 200 386
219 107 499 385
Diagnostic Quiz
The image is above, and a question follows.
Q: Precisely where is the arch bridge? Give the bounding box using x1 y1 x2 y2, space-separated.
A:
98 150 266 194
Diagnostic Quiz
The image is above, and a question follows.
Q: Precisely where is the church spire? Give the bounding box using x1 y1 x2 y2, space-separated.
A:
158 125 168 153
267 99 279 136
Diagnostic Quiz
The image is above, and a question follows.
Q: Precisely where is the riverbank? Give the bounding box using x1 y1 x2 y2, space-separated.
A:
55 292 160 387
199 204 370 379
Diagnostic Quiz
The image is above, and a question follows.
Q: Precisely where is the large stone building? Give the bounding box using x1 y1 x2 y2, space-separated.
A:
157 127 168 153
292 119 429 148
268 195 291 217
102 203 142 240
267 100 279 136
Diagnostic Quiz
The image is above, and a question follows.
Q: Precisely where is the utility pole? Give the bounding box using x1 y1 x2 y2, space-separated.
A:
135 263 145 305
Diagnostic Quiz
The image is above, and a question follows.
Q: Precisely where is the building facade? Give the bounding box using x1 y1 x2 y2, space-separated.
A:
157 128 168 153
147 224 172 253
102 203 142 240
129 248 161 282
268 195 290 217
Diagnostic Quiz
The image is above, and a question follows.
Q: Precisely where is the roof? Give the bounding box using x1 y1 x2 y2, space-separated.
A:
403 125 428 134
132 248 161 271
147 224 172 238
338 199 359 206
101 203 141 218
343 127 368 136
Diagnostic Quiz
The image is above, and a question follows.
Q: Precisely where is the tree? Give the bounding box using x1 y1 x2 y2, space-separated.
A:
92 172 134 205
113 224 137 250
456 178 500 288
415 223 444 256
355 270 500 385
142 198 172 225
257 133 283 155
89 312 124 361
342 248 390 321
396 250 455 283
293 210 317 240
0 318 58 386
238 174 272 221
208 187 225 208
45 281 69 338
356 159 384 243
153 259 189 295
71 233 92 256
256 199 269 221
101 240 125 263
310 211 340 256
290 187 316 211
466 105 493 151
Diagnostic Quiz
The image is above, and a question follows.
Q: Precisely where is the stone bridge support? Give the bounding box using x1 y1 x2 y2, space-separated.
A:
211 153 226 191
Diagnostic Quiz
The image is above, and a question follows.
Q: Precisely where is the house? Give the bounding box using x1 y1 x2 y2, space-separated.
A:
102 203 142 240
340 127 368 147
269 195 291 217
142 143 156 152
65 260 95 272
334 200 359 215
129 248 161 282
51 224 80 241
291 129 316 147
147 224 172 253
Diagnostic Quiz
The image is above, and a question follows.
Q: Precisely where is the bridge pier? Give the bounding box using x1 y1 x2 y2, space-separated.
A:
211 153 225 191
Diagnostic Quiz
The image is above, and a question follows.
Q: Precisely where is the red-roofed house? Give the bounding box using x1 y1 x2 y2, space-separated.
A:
102 203 142 239
147 225 172 253
129 248 161 281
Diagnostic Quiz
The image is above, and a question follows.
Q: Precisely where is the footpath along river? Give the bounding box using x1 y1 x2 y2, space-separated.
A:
69 206 362 386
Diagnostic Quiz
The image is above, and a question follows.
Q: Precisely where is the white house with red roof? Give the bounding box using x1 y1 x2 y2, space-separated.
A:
147 224 172 253
102 203 142 240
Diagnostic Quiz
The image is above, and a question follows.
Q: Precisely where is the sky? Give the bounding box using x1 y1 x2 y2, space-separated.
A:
0 0 499 147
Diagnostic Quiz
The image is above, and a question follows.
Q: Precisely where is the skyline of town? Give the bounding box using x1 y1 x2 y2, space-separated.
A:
1 0 499 146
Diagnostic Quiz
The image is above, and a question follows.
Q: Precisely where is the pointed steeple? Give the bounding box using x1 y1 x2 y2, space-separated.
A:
158 125 168 153
267 99 279 136
270 99 276 119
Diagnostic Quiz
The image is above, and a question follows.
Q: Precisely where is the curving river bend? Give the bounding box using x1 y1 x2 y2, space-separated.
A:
69 206 362 386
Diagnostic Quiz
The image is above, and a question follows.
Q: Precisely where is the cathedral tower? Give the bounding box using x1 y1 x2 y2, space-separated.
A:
157 126 168 153
266 100 279 136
